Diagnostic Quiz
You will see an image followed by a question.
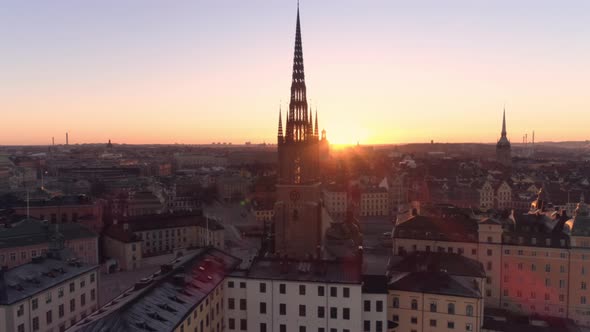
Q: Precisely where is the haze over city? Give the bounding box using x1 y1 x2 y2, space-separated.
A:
2 0 590 145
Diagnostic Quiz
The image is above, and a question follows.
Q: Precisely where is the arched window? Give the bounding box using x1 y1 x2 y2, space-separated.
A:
466 304 474 316
448 303 455 314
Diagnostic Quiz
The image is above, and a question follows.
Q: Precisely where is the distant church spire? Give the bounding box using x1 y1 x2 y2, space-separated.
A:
501 107 507 137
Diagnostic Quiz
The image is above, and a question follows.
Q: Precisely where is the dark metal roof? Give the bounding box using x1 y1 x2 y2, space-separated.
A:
0 250 99 305
69 247 241 332
0 219 97 249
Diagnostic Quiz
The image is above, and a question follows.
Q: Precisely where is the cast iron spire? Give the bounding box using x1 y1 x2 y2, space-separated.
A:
501 108 507 137
286 2 310 143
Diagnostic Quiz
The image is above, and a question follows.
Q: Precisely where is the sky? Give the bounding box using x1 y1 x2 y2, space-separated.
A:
1 0 590 146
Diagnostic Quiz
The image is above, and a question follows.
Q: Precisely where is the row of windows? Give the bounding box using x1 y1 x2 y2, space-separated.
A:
228 320 352 332
504 248 568 257
391 298 474 316
229 281 352 298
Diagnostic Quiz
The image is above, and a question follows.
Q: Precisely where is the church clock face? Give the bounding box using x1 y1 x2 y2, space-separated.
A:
290 190 300 202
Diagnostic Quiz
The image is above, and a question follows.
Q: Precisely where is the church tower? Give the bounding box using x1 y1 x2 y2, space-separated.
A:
496 108 512 167
274 4 325 258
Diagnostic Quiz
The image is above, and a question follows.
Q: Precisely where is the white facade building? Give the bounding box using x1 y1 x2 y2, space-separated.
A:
0 253 99 332
225 258 365 332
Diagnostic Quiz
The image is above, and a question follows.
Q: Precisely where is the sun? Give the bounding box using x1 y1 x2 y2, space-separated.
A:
326 125 371 146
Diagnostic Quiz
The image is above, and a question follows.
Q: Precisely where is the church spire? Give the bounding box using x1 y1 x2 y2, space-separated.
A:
278 106 283 139
501 107 507 138
285 1 309 142
314 109 319 137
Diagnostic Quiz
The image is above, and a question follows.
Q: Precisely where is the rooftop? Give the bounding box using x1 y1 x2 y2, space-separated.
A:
0 219 97 250
0 250 99 305
230 256 363 285
68 247 240 332
389 271 481 299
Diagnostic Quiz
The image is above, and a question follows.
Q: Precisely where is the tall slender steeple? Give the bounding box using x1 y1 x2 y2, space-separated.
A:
501 108 507 138
285 1 310 143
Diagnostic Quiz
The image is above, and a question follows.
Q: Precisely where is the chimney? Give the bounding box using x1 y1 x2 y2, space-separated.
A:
66 132 69 145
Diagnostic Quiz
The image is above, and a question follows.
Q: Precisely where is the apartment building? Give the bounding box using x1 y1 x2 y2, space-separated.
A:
388 253 485 332
360 187 389 217
323 184 348 219
67 247 240 332
0 219 98 269
225 257 366 332
103 213 224 271
392 194 590 327
0 251 99 332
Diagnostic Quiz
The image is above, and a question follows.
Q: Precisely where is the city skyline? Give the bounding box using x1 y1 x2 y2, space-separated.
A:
2 1 590 146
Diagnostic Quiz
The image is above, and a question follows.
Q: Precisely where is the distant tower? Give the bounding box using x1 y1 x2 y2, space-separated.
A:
107 139 113 149
66 132 69 145
496 108 512 166
274 3 324 259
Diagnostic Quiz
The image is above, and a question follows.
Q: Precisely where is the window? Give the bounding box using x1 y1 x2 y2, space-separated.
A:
280 303 286 315
240 282 246 288
411 299 418 310
228 298 235 310
330 287 337 297
280 325 286 332
364 300 371 311
239 299 246 310
59 304 64 318
466 323 473 331
18 324 24 332
299 304 306 317
343 287 350 298
260 302 267 314
260 323 267 332
466 305 474 316
91 289 96 301
229 318 235 329
393 297 399 308
343 308 350 320
259 283 266 293
240 319 247 331
17 304 24 317
371 300 381 313
392 315 399 322
430 319 437 327
376 321 382 332
430 302 437 312
228 281 235 288
318 285 324 296
582 282 587 290
448 303 455 314
317 306 325 318
330 307 337 319
411 317 418 324
487 249 492 256
532 264 537 271
299 327 306 332
299 285 306 295
545 264 551 272
582 296 587 304
280 283 286 294
364 320 371 331
32 298 39 310
46 310 53 324
32 317 39 331
448 321 455 329
70 282 75 293
472 249 477 255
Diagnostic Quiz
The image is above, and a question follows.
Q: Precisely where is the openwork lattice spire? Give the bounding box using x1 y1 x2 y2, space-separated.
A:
285 3 311 143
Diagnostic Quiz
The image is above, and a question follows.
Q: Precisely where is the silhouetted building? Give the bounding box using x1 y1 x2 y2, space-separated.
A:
274 6 327 258
496 109 512 166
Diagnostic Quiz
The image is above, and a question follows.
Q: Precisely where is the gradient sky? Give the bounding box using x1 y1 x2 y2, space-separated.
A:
1 0 590 145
